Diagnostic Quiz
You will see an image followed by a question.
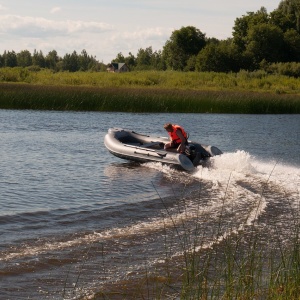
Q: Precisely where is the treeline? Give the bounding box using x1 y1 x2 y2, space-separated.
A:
1 0 300 76
0 49 107 72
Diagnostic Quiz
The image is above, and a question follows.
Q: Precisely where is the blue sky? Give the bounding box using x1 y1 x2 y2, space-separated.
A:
0 1 279 63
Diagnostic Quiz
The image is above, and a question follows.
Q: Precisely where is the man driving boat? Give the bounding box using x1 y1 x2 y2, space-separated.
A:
163 123 188 153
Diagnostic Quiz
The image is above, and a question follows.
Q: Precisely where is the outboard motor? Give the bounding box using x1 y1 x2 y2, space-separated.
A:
185 144 196 156
186 143 213 166
184 144 201 166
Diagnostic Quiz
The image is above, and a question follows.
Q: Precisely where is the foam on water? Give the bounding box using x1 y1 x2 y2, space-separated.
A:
2 151 299 265
194 150 300 195
181 151 299 253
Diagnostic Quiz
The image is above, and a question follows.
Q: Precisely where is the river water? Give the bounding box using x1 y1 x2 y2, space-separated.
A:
0 110 299 299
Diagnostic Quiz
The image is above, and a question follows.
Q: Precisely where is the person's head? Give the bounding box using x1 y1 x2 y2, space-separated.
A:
164 123 173 132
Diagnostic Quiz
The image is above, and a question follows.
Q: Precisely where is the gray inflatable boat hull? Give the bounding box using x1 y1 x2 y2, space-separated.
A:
104 128 222 172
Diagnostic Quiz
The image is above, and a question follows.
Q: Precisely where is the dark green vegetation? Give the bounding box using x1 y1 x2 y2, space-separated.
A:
1 81 299 114
1 0 300 75
1 69 300 113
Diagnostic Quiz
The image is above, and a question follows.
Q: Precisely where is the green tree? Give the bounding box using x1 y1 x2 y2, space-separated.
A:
62 51 79 72
136 47 152 69
17 50 32 67
79 49 89 71
45 50 59 70
270 8 296 32
284 28 300 60
124 52 136 69
231 5 300 66
232 7 269 51
185 55 197 71
87 56 98 71
162 26 206 70
151 50 164 70
196 41 241 72
112 52 125 63
32 50 45 68
278 0 300 31
78 49 97 71
3 50 17 67
245 23 284 64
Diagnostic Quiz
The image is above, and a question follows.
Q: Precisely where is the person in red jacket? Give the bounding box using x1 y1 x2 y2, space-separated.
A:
164 123 188 153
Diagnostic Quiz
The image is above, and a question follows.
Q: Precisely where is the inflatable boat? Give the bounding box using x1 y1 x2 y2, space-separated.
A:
104 128 223 172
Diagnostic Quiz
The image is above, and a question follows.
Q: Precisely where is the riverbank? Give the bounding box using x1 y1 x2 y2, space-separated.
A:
0 69 300 113
1 82 299 113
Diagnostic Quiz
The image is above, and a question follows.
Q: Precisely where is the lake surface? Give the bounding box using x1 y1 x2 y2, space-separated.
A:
0 110 299 299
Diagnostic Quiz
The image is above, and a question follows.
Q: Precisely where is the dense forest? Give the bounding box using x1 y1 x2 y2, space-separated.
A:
1 0 300 76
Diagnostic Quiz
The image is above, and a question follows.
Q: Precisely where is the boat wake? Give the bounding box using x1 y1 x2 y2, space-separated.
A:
144 150 300 252
1 151 299 299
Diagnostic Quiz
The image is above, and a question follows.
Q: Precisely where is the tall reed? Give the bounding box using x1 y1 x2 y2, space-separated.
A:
1 83 299 113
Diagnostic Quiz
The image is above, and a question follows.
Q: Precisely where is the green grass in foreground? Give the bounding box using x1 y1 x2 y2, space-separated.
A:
0 82 299 113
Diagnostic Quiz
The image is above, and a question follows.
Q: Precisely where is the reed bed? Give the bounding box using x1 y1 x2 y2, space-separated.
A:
1 68 300 113
1 82 299 113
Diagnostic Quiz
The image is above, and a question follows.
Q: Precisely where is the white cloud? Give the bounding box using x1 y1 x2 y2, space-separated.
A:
50 7 61 14
0 4 8 11
0 0 280 63
0 15 114 37
126 27 171 39
0 13 173 62
105 26 171 57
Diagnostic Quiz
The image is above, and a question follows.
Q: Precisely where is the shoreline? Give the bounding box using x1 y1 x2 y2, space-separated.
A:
1 82 299 113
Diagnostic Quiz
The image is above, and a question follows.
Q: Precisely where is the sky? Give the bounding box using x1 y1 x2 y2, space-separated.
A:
0 1 280 64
